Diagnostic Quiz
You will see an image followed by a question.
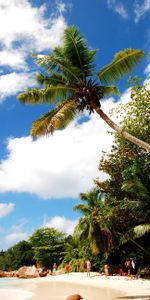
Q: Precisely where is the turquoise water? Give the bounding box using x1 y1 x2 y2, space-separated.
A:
0 277 26 288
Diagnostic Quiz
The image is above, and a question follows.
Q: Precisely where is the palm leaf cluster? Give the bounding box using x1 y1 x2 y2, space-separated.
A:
17 26 144 137
98 49 144 84
74 190 113 256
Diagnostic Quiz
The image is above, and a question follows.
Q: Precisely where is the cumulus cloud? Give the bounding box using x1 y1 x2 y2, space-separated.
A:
0 203 15 218
107 0 128 19
0 0 66 51
0 49 27 70
1 223 29 250
43 216 78 235
0 86 134 200
134 0 150 23
0 72 35 102
0 97 119 199
0 0 67 101
5 230 28 244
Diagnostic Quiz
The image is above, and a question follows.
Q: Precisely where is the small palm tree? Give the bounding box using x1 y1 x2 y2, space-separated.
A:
74 190 113 256
17 26 150 151
122 176 150 250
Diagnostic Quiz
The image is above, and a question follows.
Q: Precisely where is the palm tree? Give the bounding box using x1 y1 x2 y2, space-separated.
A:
17 26 150 152
73 190 113 256
62 235 80 262
122 175 150 251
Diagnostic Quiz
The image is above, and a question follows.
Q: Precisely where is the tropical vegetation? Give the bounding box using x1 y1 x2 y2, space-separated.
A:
1 82 149 274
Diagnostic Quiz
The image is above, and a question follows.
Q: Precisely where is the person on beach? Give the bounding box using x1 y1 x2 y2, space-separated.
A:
104 264 109 276
118 264 123 276
125 258 131 276
76 261 80 272
82 260 86 272
86 259 91 277
52 263 57 275
65 263 70 275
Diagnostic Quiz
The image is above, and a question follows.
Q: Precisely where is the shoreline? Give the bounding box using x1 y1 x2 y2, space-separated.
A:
0 272 150 300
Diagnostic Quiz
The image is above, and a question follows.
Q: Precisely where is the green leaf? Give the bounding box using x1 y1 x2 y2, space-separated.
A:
17 88 45 104
36 73 68 87
98 49 144 84
17 86 75 104
31 99 77 136
134 224 150 238
99 86 120 96
64 26 97 78
34 49 83 84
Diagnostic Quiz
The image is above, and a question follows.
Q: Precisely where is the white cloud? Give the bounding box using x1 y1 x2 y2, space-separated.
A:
0 0 67 51
57 2 67 13
144 63 150 74
107 0 128 19
0 98 118 199
134 0 150 23
43 216 78 235
0 50 27 70
0 203 15 218
0 220 29 250
5 230 28 244
4 228 28 250
0 0 67 96
0 72 35 101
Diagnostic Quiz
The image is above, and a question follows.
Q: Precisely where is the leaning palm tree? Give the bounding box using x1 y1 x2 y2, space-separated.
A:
17 26 150 151
74 190 113 256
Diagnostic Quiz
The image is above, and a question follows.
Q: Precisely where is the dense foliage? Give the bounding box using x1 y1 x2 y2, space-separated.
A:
0 241 34 271
28 228 66 269
95 82 150 266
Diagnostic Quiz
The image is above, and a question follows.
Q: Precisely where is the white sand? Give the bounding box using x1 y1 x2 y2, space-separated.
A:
0 273 150 300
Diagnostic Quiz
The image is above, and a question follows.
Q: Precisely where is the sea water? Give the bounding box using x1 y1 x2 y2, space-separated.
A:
0 278 34 300
0 277 26 288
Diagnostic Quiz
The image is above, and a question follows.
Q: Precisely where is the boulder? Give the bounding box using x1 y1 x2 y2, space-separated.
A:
66 295 83 300
0 270 7 277
37 267 48 277
17 265 40 278
0 270 17 277
140 267 150 279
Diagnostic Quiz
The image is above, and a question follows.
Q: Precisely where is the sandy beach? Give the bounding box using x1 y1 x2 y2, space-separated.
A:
0 272 150 300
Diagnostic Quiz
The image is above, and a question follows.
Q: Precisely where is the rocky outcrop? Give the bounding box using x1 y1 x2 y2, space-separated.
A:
140 267 150 279
17 265 40 278
37 267 49 277
66 295 83 300
0 265 64 278
0 270 17 277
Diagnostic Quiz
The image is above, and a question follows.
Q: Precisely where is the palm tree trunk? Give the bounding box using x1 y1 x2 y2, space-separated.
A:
94 106 150 152
130 238 147 253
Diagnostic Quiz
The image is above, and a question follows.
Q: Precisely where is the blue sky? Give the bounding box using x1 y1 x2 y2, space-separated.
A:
0 0 150 250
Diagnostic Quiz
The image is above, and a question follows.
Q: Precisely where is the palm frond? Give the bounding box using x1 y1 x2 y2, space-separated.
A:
64 26 97 78
122 179 150 200
17 88 45 104
98 85 120 96
36 72 68 87
98 49 144 84
73 204 91 214
31 99 77 136
34 50 83 83
134 224 150 238
17 86 75 105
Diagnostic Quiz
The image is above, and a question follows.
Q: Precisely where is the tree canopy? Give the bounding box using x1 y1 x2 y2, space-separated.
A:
17 26 150 151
